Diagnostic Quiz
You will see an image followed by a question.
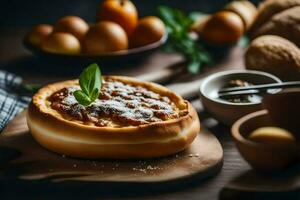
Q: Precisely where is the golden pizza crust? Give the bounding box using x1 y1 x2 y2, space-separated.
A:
27 76 200 159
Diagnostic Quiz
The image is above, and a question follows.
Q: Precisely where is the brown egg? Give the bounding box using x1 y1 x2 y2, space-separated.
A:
202 11 244 44
249 127 295 147
53 16 89 40
41 32 81 55
26 24 53 47
224 0 257 31
130 16 165 48
82 21 128 54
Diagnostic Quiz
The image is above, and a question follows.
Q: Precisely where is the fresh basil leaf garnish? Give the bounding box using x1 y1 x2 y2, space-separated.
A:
74 63 102 106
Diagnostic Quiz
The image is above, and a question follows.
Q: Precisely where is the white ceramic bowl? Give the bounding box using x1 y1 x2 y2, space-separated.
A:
199 70 282 125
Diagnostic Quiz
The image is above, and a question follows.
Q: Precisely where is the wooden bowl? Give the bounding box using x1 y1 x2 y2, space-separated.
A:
232 110 298 171
23 33 167 65
199 70 282 126
262 89 300 139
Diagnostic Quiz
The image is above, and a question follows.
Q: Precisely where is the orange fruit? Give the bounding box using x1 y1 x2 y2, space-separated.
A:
82 21 128 54
26 24 53 47
202 11 244 44
130 16 165 48
97 0 138 36
41 32 81 55
53 15 89 40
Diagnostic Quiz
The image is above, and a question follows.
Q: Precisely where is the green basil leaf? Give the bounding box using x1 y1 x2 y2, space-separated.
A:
187 58 201 74
75 63 102 106
90 88 99 102
78 63 101 97
157 6 213 74
74 90 91 106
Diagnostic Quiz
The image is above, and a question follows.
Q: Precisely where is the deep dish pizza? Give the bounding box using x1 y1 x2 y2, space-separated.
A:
27 76 200 159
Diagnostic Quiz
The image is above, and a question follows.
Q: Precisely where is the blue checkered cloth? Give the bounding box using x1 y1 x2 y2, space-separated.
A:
0 70 31 131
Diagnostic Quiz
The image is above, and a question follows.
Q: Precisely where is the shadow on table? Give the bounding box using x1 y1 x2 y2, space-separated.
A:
219 164 300 200
0 154 221 200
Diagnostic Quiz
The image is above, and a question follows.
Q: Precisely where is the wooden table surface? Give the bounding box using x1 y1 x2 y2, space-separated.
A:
1 27 297 200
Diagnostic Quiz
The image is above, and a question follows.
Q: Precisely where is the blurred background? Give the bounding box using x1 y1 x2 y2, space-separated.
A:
0 0 263 83
0 0 260 26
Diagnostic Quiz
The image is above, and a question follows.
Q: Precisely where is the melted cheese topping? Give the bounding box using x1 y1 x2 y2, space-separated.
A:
48 79 185 127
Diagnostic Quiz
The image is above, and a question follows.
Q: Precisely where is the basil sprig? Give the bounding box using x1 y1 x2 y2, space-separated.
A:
74 63 101 106
158 6 212 74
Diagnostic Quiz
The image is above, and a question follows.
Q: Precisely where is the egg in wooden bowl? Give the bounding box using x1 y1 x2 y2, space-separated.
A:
232 110 298 171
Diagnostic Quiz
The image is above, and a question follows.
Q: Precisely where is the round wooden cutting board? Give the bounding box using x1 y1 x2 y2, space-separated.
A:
0 111 223 194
